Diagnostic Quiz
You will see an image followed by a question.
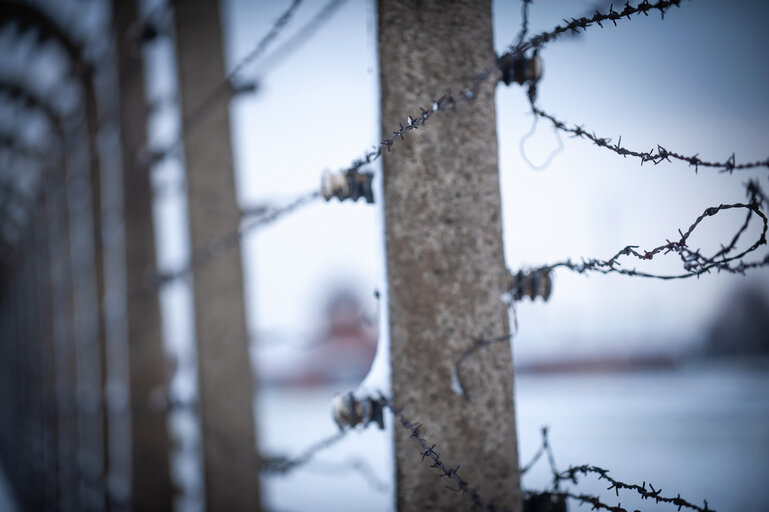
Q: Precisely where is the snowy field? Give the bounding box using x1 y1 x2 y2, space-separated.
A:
259 364 769 512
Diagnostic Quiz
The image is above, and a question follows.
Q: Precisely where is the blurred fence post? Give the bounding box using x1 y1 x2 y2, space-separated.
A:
112 1 175 510
171 0 261 510
378 1 522 510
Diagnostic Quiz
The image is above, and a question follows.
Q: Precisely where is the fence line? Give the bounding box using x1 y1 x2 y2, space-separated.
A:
3 0 768 510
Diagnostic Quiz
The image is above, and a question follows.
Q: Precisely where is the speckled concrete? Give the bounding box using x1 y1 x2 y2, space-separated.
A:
379 1 522 510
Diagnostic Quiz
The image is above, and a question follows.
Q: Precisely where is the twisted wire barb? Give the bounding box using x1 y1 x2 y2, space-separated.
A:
381 396 498 512
530 103 769 173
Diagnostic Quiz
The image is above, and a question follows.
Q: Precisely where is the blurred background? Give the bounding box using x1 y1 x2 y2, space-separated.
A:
0 0 767 511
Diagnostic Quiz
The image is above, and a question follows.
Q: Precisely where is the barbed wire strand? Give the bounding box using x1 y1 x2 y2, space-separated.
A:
512 0 533 50
521 180 769 282
261 430 347 475
521 428 715 511
381 395 499 512
519 426 557 477
296 457 389 493
529 103 769 173
551 464 714 512
150 191 319 289
254 0 349 75
144 0 305 167
511 0 685 56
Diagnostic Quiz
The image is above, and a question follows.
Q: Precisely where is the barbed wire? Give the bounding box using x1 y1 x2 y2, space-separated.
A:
529 103 769 173
517 180 768 282
519 426 714 512
547 465 714 512
381 395 499 512
296 456 389 493
512 0 533 50
510 0 685 56
254 0 349 75
142 0 306 169
519 426 558 478
228 0 304 79
150 191 319 288
261 430 347 475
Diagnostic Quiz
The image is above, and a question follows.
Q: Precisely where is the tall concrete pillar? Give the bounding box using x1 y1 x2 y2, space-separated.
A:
378 1 522 510
112 1 175 510
171 1 261 510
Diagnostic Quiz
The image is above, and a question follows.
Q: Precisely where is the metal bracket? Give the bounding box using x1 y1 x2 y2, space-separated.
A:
332 392 385 430
321 168 374 203
508 268 552 302
498 51 543 87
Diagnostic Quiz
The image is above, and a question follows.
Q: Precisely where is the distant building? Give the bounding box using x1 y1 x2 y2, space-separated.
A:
258 288 378 387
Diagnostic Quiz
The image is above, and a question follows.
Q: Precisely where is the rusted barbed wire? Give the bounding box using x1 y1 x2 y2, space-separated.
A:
530 103 769 173
381 395 498 512
511 0 684 56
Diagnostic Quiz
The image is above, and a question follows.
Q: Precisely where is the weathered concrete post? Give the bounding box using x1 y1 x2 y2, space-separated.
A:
378 1 522 510
112 1 175 510
171 1 261 510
